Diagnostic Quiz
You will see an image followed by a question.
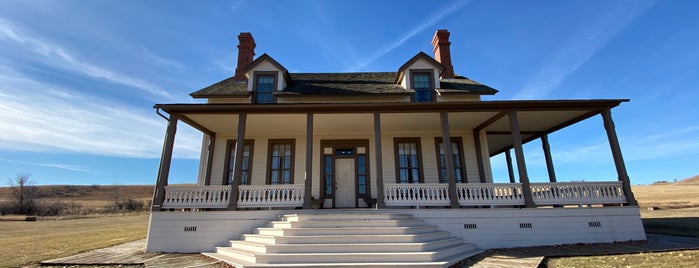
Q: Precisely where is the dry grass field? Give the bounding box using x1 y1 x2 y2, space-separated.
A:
0 214 149 268
546 175 699 267
0 185 153 212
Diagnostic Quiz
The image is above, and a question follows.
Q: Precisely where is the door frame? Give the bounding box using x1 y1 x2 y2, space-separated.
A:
319 139 371 208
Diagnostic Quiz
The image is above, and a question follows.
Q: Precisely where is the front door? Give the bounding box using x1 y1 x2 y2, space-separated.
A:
335 158 356 208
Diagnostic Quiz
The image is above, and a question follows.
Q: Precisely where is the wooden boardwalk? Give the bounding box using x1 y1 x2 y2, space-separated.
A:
41 239 228 267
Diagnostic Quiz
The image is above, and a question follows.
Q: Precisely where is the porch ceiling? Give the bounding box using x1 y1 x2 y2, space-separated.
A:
165 100 620 157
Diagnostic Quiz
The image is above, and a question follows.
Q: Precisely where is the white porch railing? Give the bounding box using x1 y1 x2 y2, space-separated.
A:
237 184 305 208
384 181 626 207
530 181 626 205
384 183 450 207
162 185 231 209
456 183 525 206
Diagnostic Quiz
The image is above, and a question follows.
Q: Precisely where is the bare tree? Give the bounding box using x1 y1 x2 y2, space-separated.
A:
8 172 38 215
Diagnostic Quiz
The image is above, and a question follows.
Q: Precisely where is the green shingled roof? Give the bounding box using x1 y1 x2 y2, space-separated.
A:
190 72 497 98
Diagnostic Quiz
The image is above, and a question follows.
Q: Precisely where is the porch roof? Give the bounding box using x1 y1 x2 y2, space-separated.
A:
154 99 627 157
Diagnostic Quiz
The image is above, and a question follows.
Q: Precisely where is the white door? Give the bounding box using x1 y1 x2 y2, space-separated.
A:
335 158 356 208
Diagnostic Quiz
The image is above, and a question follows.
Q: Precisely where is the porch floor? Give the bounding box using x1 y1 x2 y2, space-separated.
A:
40 234 699 267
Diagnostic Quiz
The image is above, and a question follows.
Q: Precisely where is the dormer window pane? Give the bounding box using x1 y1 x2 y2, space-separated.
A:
412 72 433 102
255 74 275 104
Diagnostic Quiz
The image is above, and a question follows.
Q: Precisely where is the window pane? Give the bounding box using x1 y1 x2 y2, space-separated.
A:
413 74 430 89
256 75 275 104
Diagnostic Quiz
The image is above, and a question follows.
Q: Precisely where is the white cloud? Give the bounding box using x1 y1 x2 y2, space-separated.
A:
36 163 90 173
513 0 656 99
347 0 472 71
0 66 201 159
0 17 173 100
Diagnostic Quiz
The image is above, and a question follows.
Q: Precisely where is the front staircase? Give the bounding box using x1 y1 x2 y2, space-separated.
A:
203 213 482 267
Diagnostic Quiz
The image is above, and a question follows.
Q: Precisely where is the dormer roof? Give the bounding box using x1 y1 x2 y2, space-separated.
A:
395 52 446 84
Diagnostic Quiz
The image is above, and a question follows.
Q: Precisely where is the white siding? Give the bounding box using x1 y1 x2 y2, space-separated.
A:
402 58 442 89
436 94 480 102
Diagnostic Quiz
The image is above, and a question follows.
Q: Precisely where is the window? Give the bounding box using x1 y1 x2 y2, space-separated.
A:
435 137 467 183
411 71 433 102
357 154 368 197
267 139 294 184
323 155 333 197
254 73 276 104
224 140 254 185
394 138 423 183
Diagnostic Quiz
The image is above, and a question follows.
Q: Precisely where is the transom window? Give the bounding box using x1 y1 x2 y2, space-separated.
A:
411 71 433 102
268 139 294 184
394 138 423 183
255 74 275 104
225 140 254 185
435 137 467 183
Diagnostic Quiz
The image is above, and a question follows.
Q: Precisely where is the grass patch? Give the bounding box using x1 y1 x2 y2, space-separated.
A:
643 217 699 237
547 249 699 268
0 213 149 268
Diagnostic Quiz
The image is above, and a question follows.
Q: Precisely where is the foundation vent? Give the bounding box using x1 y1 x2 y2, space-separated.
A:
464 223 477 229
588 221 602 228
519 223 533 229
184 226 197 232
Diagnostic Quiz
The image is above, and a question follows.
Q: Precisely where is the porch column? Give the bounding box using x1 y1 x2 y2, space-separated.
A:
505 150 516 183
373 112 386 208
601 109 638 206
541 134 557 182
473 130 487 183
151 114 178 211
303 113 314 209
440 112 460 208
228 113 247 209
204 134 216 186
509 111 535 208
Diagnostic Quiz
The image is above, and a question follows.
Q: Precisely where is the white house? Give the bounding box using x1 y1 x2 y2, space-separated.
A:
146 30 645 267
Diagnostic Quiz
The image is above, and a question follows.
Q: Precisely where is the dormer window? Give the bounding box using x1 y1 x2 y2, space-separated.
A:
411 70 434 102
254 72 276 104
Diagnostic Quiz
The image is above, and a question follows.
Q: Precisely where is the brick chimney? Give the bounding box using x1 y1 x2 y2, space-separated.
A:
234 32 256 81
431 29 454 79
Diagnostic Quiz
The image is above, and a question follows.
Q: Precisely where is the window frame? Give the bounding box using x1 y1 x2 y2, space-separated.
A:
434 137 468 183
266 139 295 185
223 139 254 185
253 71 277 104
409 69 435 102
393 137 424 183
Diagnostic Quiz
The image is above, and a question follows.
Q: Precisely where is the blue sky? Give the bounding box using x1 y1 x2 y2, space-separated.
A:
0 0 697 186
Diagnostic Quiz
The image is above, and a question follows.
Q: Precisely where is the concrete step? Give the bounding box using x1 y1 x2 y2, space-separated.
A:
204 251 452 268
283 213 412 222
269 219 425 228
229 237 464 253
242 231 452 244
255 225 437 236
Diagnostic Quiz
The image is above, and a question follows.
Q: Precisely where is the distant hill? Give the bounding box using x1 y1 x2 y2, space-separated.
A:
0 185 154 210
675 174 699 185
